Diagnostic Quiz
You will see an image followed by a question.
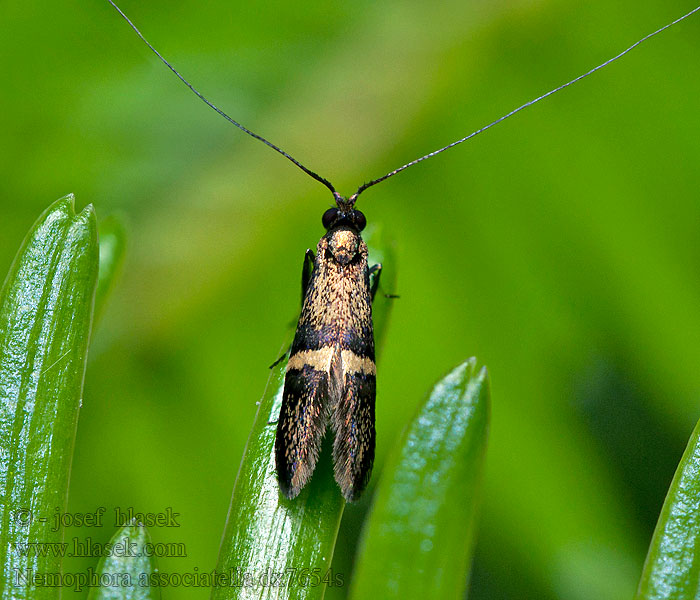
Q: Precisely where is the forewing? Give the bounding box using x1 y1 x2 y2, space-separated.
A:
331 370 376 502
275 364 329 499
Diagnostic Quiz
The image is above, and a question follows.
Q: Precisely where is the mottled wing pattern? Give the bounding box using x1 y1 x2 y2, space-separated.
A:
275 246 333 500
332 264 376 501
332 367 376 501
275 362 329 499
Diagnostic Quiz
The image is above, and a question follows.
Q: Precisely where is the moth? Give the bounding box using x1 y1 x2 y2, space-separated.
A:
275 199 379 501
108 0 700 500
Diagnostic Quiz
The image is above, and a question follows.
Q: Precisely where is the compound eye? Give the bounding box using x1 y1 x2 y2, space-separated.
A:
322 207 338 229
354 210 367 231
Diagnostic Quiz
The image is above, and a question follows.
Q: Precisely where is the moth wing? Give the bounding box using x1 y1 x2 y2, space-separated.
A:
275 364 330 499
331 369 376 502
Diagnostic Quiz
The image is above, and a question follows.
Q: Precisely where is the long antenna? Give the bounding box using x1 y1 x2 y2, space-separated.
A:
107 0 339 200
109 1 699 206
350 4 700 202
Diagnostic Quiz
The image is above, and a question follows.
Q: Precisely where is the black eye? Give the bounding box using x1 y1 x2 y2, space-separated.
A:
322 208 338 229
354 210 367 231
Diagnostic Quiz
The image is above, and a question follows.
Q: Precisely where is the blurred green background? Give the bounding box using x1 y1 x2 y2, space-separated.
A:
2 0 700 598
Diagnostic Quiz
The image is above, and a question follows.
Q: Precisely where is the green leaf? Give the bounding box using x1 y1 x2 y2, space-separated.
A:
95 215 126 325
0 195 98 599
87 520 161 600
635 416 700 600
211 229 395 600
212 360 346 600
349 359 490 600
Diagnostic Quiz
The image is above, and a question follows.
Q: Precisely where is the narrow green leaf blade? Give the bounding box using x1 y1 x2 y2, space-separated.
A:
635 417 700 600
87 521 161 600
212 231 395 600
95 215 126 325
212 360 346 600
0 195 99 599
350 359 490 600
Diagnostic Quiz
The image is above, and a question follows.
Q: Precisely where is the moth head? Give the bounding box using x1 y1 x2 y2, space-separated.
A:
322 206 366 232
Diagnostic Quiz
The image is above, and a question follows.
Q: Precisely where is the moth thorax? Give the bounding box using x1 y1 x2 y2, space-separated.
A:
328 228 360 266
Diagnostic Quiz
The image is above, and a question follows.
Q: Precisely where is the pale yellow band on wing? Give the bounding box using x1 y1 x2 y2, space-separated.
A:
286 346 376 376
286 347 335 372
341 350 376 376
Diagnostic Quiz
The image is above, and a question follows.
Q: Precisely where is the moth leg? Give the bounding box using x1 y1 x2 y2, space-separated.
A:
370 263 400 300
301 248 315 306
331 370 376 502
368 263 382 301
275 365 329 499
269 354 286 369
